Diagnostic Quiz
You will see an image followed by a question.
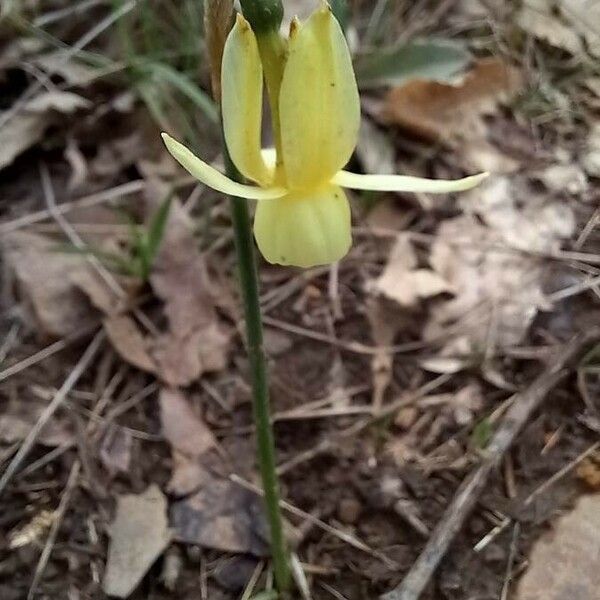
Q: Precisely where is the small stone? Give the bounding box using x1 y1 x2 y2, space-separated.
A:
338 497 362 524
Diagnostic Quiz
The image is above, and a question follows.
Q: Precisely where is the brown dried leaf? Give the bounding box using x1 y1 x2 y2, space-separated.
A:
4 231 100 338
99 426 133 475
0 91 90 170
170 468 270 556
422 176 575 369
104 315 157 374
379 58 522 141
0 399 72 447
103 485 171 598
148 197 230 385
204 0 234 102
518 0 584 55
368 235 451 307
516 495 600 600
159 388 216 459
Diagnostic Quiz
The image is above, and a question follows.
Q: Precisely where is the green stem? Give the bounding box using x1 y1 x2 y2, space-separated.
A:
223 136 290 592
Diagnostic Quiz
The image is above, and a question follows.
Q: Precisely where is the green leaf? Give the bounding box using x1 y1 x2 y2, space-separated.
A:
471 418 493 450
139 194 173 280
355 39 471 89
146 61 219 123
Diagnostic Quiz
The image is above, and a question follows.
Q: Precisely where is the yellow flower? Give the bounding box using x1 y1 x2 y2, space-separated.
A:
162 5 487 268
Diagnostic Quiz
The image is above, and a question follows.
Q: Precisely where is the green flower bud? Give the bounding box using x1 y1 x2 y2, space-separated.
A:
239 0 283 34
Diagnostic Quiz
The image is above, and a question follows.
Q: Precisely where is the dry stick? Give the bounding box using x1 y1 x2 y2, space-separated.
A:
381 328 600 600
0 331 104 496
0 180 145 235
27 460 81 599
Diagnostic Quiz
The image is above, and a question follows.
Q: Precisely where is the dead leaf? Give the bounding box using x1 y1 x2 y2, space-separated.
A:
368 235 451 307
559 0 600 57
582 123 600 178
170 469 270 556
378 58 522 141
516 494 600 600
8 510 55 549
147 196 230 385
159 388 216 459
535 164 588 195
103 485 171 598
104 315 157 374
0 91 90 170
446 382 483 426
576 453 600 490
517 0 584 55
423 176 575 368
30 51 99 87
3 231 102 338
99 426 133 475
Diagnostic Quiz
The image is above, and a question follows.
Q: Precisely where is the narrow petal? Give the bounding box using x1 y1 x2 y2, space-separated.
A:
333 170 489 193
279 6 360 189
254 184 351 267
161 133 286 200
222 14 271 186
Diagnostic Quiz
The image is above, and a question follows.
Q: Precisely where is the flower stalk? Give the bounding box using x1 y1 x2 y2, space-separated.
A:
224 143 290 592
220 1 289 590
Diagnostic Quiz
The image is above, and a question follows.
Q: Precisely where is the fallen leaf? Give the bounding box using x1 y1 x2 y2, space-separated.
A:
170 469 270 556
516 494 600 600
151 194 230 385
559 0 600 57
576 452 600 490
535 164 588 195
378 57 522 141
582 123 600 178
368 235 450 307
423 176 575 368
159 388 216 459
517 0 584 55
8 510 55 549
99 426 133 475
103 485 171 598
0 396 73 447
3 231 101 338
102 196 230 386
104 315 157 374
30 51 99 86
0 91 90 170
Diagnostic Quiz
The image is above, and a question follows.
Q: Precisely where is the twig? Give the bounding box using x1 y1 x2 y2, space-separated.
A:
0 326 95 383
381 328 600 600
230 474 397 569
500 522 520 600
523 440 600 507
0 331 104 496
0 0 137 129
0 180 144 235
27 460 81 599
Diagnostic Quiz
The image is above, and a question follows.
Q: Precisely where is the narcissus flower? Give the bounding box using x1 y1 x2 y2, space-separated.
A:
162 4 487 268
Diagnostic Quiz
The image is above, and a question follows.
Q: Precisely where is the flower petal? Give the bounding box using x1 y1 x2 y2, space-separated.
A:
279 6 360 189
333 170 489 193
161 133 286 200
254 184 351 267
221 14 271 186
